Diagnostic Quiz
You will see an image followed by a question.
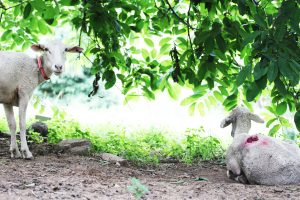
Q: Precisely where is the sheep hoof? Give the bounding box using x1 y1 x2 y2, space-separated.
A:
10 149 22 159
21 150 34 160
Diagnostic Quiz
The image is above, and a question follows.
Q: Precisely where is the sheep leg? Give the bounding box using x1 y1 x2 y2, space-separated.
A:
3 104 21 158
19 97 33 159
227 170 249 184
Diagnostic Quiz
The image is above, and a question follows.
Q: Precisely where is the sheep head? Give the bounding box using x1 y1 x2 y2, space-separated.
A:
31 40 83 76
220 106 264 137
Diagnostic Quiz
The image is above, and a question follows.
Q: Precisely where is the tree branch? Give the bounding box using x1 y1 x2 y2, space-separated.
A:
53 0 59 8
164 0 198 31
0 1 29 11
0 10 3 23
187 1 194 50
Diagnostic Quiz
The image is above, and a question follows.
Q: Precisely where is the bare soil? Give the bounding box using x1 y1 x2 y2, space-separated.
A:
0 142 300 199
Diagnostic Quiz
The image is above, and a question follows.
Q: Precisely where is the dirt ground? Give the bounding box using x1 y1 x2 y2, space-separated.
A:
0 152 300 200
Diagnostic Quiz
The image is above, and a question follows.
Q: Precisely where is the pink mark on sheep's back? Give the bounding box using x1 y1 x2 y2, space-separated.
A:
262 139 268 145
245 135 259 144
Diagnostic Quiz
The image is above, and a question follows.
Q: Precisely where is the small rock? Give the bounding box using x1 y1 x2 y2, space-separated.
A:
29 122 48 137
274 188 284 193
58 139 91 155
98 153 127 166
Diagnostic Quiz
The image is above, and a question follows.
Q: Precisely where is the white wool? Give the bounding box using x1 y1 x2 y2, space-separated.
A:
0 41 82 159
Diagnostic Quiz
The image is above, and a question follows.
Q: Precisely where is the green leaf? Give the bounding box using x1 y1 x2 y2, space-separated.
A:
46 18 55 25
198 102 205 116
167 82 180 100
150 49 157 59
177 37 188 47
236 65 251 86
269 124 280 137
208 96 217 106
159 37 172 46
246 83 260 102
278 57 297 83
288 62 300 84
13 5 21 16
204 36 215 54
38 20 48 34
141 49 149 60
276 102 287 115
223 94 237 110
181 93 205 106
143 87 155 100
266 106 276 115
255 75 267 90
124 93 140 103
215 34 226 53
279 116 292 128
23 3 32 19
136 19 144 31
253 62 268 80
213 91 223 102
103 70 116 89
242 31 260 47
274 78 287 95
144 38 154 47
197 63 208 82
61 0 80 6
188 103 196 116
266 118 277 128
267 61 278 82
160 43 171 55
194 31 210 45
295 111 300 132
1 30 12 41
253 13 267 28
290 60 300 71
274 24 286 41
31 0 46 11
43 6 57 20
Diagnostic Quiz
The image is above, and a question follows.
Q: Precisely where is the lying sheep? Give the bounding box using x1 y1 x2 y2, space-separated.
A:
226 133 300 185
0 40 83 159
221 106 300 185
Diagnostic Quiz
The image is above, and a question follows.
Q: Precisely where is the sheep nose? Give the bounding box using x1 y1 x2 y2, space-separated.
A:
55 65 62 70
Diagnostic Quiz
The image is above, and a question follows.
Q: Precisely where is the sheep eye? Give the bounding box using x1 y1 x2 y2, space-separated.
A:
44 48 51 54
65 48 68 52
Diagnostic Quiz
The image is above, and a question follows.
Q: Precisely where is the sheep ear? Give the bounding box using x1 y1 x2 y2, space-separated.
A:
249 113 264 123
220 115 234 128
65 46 83 53
31 44 46 51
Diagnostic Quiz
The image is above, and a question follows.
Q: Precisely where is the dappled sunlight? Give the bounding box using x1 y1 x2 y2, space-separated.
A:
0 87 266 147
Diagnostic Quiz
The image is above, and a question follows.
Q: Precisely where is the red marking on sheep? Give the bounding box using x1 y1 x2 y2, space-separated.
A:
262 139 268 145
246 135 259 143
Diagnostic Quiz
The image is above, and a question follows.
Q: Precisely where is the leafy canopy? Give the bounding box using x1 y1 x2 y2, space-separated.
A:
0 0 299 131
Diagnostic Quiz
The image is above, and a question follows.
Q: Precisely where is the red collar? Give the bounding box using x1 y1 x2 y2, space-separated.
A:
37 57 50 80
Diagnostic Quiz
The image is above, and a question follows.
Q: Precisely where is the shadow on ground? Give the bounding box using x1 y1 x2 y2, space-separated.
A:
0 138 299 199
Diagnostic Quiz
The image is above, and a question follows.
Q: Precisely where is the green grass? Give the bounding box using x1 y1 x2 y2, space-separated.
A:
0 114 225 165
44 116 225 164
0 117 8 132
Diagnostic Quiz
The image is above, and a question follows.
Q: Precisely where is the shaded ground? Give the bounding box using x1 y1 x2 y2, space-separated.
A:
0 138 300 199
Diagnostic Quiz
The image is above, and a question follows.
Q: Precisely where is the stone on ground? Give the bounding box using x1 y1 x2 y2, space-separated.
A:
58 139 91 155
98 153 127 166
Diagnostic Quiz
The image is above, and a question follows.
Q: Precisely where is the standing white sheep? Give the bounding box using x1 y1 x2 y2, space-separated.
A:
0 40 83 159
221 106 300 185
